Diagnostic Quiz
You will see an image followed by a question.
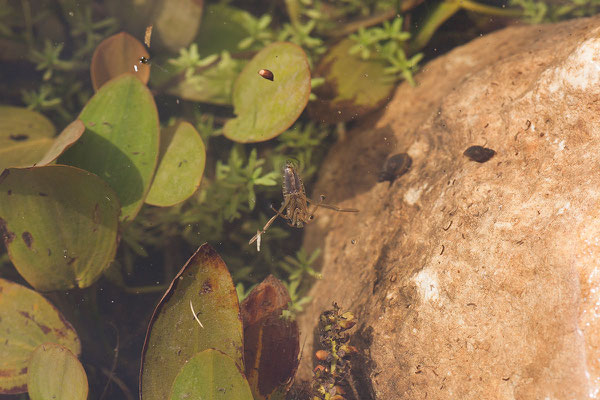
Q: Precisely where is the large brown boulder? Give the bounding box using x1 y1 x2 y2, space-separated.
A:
297 15 600 399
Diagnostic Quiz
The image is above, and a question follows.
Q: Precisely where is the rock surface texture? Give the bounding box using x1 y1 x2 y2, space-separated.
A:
297 16 600 400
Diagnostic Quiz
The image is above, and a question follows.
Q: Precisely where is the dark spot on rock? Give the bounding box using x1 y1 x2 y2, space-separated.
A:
378 153 412 185
9 134 28 141
38 192 48 197
464 145 496 163
0 169 9 185
200 280 213 294
0 218 15 244
22 232 33 249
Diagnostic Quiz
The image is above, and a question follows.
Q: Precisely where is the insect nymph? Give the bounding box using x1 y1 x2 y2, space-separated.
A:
249 162 358 246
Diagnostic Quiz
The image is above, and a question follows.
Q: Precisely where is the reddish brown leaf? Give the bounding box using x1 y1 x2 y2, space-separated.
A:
90 32 150 91
241 275 299 400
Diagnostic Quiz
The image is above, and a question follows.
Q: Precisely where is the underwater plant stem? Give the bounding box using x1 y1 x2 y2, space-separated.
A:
326 8 398 38
409 1 461 53
457 0 523 17
20 0 34 47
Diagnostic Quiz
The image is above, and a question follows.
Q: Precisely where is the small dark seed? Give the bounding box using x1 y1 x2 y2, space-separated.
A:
258 69 274 81
378 153 412 183
463 146 496 163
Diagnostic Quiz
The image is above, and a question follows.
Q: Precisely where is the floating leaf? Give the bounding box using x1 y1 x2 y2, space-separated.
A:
59 74 159 223
90 32 150 91
145 121 206 207
36 120 85 166
0 106 55 172
169 349 253 400
140 244 243 400
241 275 299 400
224 42 311 143
0 165 120 291
308 39 395 124
0 278 80 394
154 0 203 52
27 343 88 400
195 4 257 55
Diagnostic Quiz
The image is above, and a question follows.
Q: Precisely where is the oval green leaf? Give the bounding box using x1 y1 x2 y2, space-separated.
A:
37 120 85 166
145 121 206 207
223 42 311 143
307 39 395 124
0 165 120 291
0 278 80 395
91 32 150 91
140 244 243 400
27 343 88 400
0 106 55 172
170 349 253 400
58 74 159 223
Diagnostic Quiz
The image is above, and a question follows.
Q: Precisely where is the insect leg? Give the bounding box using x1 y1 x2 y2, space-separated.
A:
307 196 359 213
249 201 288 245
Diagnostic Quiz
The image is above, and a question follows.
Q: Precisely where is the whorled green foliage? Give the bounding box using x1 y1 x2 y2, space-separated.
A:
145 121 206 207
0 166 120 291
0 106 55 172
27 343 88 400
308 39 395 124
59 74 159 223
0 278 81 395
140 244 244 400
169 349 254 400
224 42 311 143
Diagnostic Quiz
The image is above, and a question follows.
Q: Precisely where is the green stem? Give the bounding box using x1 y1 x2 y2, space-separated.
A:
408 1 461 54
458 0 523 17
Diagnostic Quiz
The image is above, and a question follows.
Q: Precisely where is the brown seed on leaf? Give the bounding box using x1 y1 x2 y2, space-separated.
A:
259 69 274 81
464 145 496 163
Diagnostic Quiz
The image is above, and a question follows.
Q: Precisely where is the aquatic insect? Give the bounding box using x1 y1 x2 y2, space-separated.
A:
249 162 358 246
378 153 412 184
139 56 150 64
258 69 274 81
464 145 495 163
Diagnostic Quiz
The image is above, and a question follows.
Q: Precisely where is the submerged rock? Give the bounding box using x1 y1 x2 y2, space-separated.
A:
297 16 600 399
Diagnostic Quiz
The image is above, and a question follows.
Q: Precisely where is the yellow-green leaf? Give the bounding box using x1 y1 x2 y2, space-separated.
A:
0 165 120 291
224 42 311 143
27 343 88 400
140 244 243 400
0 279 80 394
145 121 206 207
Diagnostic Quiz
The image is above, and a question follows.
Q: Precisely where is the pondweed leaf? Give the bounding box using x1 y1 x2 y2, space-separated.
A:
169 349 253 400
0 106 55 172
27 343 88 400
140 244 243 400
0 166 120 291
59 74 159 223
145 121 206 207
308 39 395 123
224 42 311 143
241 275 299 400
0 278 80 394
91 32 150 91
